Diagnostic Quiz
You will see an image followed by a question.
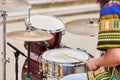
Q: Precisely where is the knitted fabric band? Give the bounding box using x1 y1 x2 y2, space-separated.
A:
97 0 120 50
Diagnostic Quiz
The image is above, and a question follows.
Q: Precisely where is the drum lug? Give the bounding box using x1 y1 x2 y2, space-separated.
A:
60 42 65 48
76 48 86 52
25 65 28 68
39 69 47 78
24 72 32 75
62 30 65 35
57 66 61 77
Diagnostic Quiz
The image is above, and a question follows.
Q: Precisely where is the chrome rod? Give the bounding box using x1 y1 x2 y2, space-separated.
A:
1 11 7 80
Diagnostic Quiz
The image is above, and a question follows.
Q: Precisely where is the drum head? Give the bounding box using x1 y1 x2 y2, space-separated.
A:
42 48 89 63
62 73 88 80
25 15 65 33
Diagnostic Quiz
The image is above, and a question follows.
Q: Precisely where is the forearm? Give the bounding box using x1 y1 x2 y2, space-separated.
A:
86 48 120 70
96 55 120 67
96 49 120 67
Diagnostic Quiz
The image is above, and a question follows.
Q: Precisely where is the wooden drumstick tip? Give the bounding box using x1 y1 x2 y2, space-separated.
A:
64 54 87 63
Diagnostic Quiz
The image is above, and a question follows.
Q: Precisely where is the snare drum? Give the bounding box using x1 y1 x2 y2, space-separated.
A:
62 73 88 80
42 48 90 79
24 15 65 54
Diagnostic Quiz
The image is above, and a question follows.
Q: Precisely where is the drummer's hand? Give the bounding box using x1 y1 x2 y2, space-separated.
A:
86 58 99 71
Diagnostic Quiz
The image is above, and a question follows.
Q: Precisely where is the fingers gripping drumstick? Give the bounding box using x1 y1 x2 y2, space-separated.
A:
65 54 87 63
65 53 94 79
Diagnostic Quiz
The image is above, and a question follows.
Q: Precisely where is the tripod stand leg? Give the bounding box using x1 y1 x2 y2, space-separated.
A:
14 51 20 80
15 58 18 80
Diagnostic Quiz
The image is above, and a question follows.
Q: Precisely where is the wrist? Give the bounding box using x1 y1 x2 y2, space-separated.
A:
95 57 101 68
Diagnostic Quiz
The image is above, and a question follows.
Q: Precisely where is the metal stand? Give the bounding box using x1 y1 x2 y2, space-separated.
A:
1 11 9 80
7 42 27 80
14 51 21 80
25 10 32 80
26 42 32 80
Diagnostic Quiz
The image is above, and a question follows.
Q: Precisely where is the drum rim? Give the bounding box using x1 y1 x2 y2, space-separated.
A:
30 27 65 33
42 59 86 66
62 73 87 80
25 15 65 33
42 48 89 64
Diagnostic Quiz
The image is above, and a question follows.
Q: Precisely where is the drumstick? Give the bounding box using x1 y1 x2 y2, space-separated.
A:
65 54 87 63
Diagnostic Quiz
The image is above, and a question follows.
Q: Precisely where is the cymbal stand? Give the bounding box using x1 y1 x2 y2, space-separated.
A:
14 51 22 80
1 11 9 80
13 50 27 80
25 9 32 80
7 42 27 80
26 42 32 80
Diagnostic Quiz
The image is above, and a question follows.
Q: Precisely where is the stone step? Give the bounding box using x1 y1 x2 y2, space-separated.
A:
0 3 100 24
29 0 97 9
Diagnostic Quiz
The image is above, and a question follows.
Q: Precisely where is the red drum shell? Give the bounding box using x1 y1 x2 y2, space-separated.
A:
24 32 63 55
22 59 42 80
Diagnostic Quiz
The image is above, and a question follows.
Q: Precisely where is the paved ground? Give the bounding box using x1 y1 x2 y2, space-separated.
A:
0 14 100 80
